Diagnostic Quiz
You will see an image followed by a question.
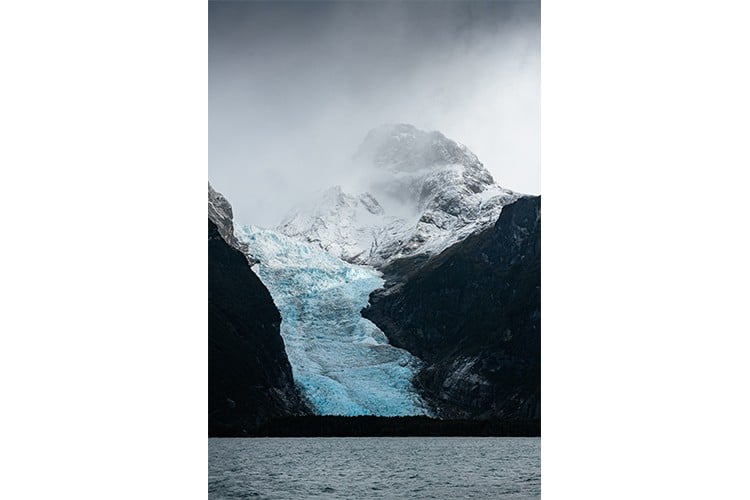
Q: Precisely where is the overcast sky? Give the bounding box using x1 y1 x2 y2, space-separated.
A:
209 0 540 228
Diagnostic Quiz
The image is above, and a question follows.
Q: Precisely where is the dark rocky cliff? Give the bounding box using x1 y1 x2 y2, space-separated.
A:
209 219 310 435
208 182 257 263
363 196 540 419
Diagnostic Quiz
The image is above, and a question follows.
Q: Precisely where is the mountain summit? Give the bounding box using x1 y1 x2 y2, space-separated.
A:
278 124 519 267
358 123 481 168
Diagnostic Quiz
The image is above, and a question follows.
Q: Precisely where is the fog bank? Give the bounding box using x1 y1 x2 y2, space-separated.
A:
209 0 540 227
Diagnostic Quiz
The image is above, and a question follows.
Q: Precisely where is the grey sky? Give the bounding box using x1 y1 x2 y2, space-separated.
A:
209 0 540 228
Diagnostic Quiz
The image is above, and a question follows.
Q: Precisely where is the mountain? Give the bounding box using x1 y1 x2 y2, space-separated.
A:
362 196 541 419
211 125 539 423
278 124 519 269
208 188 309 436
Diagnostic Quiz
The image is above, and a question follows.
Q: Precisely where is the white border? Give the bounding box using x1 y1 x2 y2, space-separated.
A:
1 1 749 498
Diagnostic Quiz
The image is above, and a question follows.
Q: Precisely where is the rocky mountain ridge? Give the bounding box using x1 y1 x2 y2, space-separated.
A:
363 196 541 419
209 181 256 263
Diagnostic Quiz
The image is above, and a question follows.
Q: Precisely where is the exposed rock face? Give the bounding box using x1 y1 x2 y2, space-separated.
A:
208 182 255 262
209 217 310 435
277 124 518 268
363 196 541 419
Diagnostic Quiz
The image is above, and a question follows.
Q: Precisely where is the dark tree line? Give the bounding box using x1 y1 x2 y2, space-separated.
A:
217 416 541 437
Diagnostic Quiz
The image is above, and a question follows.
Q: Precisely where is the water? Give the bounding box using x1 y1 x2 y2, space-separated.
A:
209 437 540 499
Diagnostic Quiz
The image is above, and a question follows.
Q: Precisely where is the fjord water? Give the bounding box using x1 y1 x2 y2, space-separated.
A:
209 437 540 499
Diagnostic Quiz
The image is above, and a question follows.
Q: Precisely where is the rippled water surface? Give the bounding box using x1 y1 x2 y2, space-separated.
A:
209 437 540 499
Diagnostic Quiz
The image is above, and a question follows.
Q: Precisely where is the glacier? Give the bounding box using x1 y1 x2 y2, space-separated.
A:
236 224 429 416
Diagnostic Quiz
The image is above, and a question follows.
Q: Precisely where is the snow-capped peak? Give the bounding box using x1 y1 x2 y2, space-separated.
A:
278 185 399 264
357 123 482 174
277 124 520 268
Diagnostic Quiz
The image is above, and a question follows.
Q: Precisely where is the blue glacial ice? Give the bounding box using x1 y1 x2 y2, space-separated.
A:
236 225 429 416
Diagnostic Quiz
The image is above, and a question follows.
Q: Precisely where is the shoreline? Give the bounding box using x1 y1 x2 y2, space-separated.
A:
210 416 541 438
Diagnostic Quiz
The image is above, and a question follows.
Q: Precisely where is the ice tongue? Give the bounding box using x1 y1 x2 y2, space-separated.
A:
236 224 429 417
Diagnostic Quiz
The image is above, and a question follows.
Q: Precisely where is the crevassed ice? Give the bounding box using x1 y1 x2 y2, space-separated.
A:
236 225 429 416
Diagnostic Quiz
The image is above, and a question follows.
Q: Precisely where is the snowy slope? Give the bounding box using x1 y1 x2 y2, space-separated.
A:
236 224 430 416
278 186 397 264
277 124 520 267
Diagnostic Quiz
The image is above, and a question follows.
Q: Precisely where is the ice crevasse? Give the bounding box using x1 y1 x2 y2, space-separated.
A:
236 225 430 416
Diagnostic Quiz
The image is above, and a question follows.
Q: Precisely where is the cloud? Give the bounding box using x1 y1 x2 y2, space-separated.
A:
209 0 540 227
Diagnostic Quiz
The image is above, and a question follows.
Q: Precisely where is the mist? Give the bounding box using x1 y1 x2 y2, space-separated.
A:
209 0 540 228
